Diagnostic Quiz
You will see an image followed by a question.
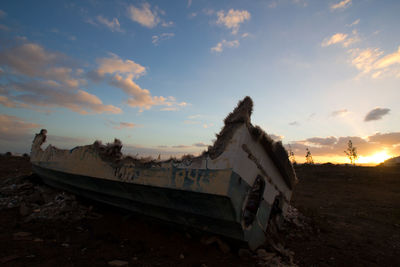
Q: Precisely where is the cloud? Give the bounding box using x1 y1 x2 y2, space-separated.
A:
202 123 214 128
92 53 187 112
110 74 155 110
0 95 29 108
288 131 400 160
368 132 400 146
331 109 349 117
347 19 360 27
193 142 208 147
187 0 192 8
268 1 278 8
321 33 347 47
0 10 6 18
0 24 9 31
349 46 400 78
107 120 136 130
330 0 352 11
321 31 358 48
0 114 41 141
152 33 175 46
216 9 250 34
0 42 82 87
96 15 123 32
172 145 190 149
128 3 160 28
211 39 239 53
289 121 300 126
161 21 174 27
94 53 146 78
364 107 390 122
292 0 308 7
374 46 400 69
110 74 187 112
7 81 121 114
0 41 121 114
301 136 338 146
188 12 197 19
349 48 383 74
160 101 188 111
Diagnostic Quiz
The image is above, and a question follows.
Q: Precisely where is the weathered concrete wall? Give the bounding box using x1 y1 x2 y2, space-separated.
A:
30 97 296 249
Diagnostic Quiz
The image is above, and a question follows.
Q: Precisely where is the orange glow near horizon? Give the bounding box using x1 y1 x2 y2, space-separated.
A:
296 151 394 165
357 151 392 165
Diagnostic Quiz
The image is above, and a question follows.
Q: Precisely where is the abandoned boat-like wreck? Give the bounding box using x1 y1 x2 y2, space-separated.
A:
31 97 297 249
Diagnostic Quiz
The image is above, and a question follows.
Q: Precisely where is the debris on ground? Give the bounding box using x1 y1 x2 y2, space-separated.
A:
1 172 304 266
108 259 129 266
0 173 94 222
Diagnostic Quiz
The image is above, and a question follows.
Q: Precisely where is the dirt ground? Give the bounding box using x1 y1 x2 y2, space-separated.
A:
1 156 399 266
287 164 400 266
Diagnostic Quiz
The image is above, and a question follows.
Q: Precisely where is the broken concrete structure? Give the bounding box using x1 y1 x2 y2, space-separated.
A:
31 96 297 250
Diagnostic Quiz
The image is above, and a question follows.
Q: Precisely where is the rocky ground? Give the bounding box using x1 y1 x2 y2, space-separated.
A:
0 155 399 266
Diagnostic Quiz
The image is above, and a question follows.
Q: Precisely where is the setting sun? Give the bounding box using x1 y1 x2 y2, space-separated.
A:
357 151 392 164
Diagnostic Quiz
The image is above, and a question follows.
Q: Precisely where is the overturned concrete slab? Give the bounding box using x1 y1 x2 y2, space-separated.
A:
30 96 297 250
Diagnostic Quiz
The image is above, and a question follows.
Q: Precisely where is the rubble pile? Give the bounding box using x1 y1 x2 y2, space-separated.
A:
0 174 94 221
248 205 313 266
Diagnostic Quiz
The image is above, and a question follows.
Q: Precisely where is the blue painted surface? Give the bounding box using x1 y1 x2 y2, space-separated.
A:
32 163 271 248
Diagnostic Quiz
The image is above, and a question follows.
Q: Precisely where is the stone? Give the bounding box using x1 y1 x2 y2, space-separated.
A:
179 253 185 259
108 260 129 266
238 248 252 259
13 232 32 240
0 255 20 264
26 191 43 204
19 203 32 216
216 239 230 254
201 236 230 253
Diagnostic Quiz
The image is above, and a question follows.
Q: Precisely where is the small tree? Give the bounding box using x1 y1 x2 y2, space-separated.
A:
305 148 314 165
288 145 296 165
344 140 358 165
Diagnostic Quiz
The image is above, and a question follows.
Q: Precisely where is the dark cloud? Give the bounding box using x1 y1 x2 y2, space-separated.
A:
368 132 400 145
364 107 390 121
0 114 41 141
172 145 190 149
289 121 299 126
193 142 208 147
331 109 348 117
303 136 337 146
106 120 136 130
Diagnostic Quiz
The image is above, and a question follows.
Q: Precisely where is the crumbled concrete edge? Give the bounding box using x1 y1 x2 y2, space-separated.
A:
31 129 202 169
206 96 297 189
31 96 297 189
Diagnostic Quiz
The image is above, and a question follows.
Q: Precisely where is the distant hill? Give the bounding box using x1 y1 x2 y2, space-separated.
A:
382 156 400 166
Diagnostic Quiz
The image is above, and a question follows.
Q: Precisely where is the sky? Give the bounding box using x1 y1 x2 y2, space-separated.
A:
0 0 399 164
